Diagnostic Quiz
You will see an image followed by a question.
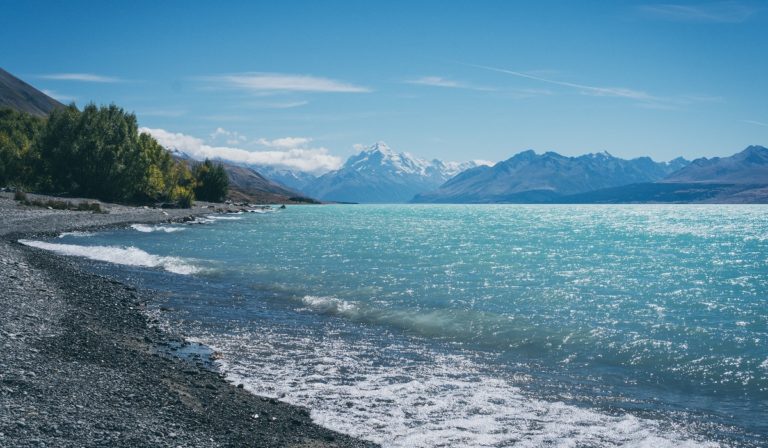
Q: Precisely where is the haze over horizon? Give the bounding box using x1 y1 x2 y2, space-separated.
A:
2 0 767 172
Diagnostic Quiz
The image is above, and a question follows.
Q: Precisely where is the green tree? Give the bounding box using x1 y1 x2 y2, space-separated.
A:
36 103 194 204
0 108 44 187
1 103 210 208
38 103 144 200
135 132 174 202
36 104 84 193
192 159 229 202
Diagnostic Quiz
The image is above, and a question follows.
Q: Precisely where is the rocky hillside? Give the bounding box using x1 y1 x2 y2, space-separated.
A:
222 163 316 203
0 67 64 117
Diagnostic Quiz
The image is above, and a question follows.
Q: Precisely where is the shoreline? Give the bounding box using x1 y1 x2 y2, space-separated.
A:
0 193 376 447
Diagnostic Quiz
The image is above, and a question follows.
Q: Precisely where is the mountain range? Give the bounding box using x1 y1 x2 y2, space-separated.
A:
2 67 766 204
662 145 768 184
247 164 318 192
147 141 768 205
412 150 690 203
301 142 487 203
556 145 768 204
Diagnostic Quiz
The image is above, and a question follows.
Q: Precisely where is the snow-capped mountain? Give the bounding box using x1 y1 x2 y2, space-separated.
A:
168 146 192 160
247 165 318 192
303 142 488 203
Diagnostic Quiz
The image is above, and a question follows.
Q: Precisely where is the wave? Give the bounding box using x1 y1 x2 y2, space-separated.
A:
130 224 186 233
18 240 200 275
206 328 720 448
301 295 359 314
247 209 276 214
57 231 96 238
206 215 243 221
299 295 538 342
188 217 216 224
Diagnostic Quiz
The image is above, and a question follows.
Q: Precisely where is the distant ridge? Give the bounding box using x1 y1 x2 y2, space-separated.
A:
222 163 309 203
554 146 768 204
0 67 64 117
412 150 688 203
248 164 318 192
662 145 768 184
170 151 314 204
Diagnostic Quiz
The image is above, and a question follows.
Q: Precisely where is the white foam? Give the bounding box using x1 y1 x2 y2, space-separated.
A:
130 224 186 233
302 295 359 315
299 295 509 340
189 217 216 224
58 231 96 238
247 208 276 214
201 328 720 448
18 240 200 275
206 215 243 221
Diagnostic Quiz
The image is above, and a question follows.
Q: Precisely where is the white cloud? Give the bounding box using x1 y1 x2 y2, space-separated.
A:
254 137 312 149
39 73 123 83
247 100 310 109
202 72 370 93
638 2 759 23
406 76 494 91
210 127 229 139
469 63 656 101
141 127 342 173
468 63 723 109
744 120 768 127
208 127 247 145
413 76 462 88
41 89 77 103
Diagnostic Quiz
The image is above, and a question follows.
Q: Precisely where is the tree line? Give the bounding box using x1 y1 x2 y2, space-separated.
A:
0 104 228 206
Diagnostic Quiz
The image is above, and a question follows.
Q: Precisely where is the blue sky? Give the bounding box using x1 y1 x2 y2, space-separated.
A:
1 0 766 171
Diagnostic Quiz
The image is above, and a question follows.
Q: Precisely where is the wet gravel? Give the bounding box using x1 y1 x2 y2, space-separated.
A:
0 194 376 447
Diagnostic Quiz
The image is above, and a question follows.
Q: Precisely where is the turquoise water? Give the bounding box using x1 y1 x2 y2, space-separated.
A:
32 205 768 447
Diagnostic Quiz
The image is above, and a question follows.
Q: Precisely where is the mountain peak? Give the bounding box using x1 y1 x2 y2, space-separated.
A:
585 151 613 159
365 141 394 155
304 143 487 203
742 145 768 155
506 149 537 162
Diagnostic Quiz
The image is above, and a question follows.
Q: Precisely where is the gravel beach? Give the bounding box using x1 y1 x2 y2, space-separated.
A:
0 193 376 447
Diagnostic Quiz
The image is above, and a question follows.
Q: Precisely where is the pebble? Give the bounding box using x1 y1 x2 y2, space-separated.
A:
0 194 376 448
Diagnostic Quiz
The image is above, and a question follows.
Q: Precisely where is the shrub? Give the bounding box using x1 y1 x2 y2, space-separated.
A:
77 201 102 213
169 185 194 209
192 159 228 202
43 199 70 210
13 190 27 201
